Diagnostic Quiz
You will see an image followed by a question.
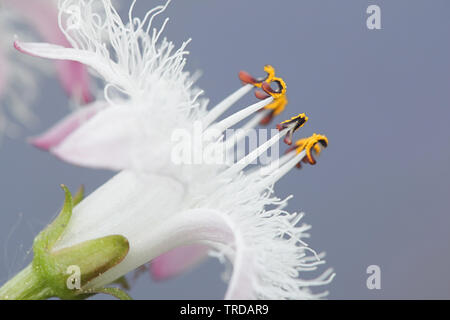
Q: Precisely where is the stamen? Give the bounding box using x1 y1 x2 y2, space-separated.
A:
204 65 285 128
287 133 328 166
238 65 275 88
261 77 287 99
202 84 254 127
259 95 288 125
223 126 292 177
247 150 296 180
223 109 272 153
258 149 307 187
254 90 271 100
257 134 329 187
221 75 288 150
208 97 274 135
276 113 308 145
283 144 319 169
254 73 288 125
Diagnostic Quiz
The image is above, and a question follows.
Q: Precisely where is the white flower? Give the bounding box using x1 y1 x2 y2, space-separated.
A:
16 0 335 299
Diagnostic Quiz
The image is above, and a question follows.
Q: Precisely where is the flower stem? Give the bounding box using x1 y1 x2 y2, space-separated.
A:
0 264 53 300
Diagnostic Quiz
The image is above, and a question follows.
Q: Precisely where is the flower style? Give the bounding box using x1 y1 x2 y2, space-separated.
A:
11 0 335 299
0 0 91 136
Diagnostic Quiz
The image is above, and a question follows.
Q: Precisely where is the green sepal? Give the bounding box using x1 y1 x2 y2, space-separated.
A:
73 185 85 207
33 185 73 256
43 234 129 299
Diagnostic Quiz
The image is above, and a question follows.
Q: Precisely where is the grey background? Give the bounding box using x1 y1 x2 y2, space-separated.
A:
1 0 450 299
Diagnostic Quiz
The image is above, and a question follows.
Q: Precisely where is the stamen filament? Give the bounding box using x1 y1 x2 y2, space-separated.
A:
259 149 307 187
202 84 253 127
247 150 297 179
208 96 274 135
223 109 271 152
223 127 290 177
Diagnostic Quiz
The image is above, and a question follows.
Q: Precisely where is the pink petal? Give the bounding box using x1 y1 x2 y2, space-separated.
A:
5 0 92 103
29 102 102 151
49 105 150 170
29 101 171 171
150 245 209 281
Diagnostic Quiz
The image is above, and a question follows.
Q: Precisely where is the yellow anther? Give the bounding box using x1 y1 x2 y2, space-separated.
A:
239 65 277 88
239 65 288 124
261 77 287 99
263 65 276 84
265 94 287 115
294 133 328 165
277 113 309 145
258 94 288 125
277 113 308 132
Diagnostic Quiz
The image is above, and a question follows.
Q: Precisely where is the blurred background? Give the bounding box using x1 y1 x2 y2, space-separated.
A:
1 0 450 299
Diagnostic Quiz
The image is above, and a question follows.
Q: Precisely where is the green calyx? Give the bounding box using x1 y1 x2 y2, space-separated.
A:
0 185 131 300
